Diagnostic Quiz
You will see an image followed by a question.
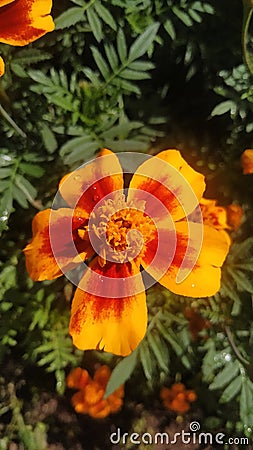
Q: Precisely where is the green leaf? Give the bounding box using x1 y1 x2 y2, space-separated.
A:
209 362 240 390
12 185 29 209
240 379 253 427
0 168 12 179
129 22 160 62
139 340 153 380
40 123 58 154
111 78 141 95
128 61 155 71
120 68 151 80
19 163 45 178
91 46 110 80
211 100 236 116
60 136 99 165
104 349 138 398
104 44 119 72
93 1 117 30
87 7 103 42
147 333 169 372
117 28 127 63
55 6 84 29
164 19 176 40
172 6 193 26
15 175 37 203
220 376 242 403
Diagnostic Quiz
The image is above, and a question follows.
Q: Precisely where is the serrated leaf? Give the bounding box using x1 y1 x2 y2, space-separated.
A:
220 375 242 403
60 137 99 165
0 168 12 179
172 6 193 26
128 61 155 71
120 68 150 80
91 46 110 80
0 189 13 233
147 333 169 372
209 362 240 390
104 44 119 71
93 1 117 30
240 379 253 427
87 7 103 42
111 78 141 95
164 19 176 40
40 123 58 154
19 163 45 178
55 6 84 29
12 185 29 209
15 174 37 202
129 23 159 62
104 349 138 398
139 340 153 380
211 100 236 116
117 28 127 63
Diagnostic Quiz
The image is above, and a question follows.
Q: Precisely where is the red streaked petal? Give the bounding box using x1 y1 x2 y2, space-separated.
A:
23 208 93 281
59 149 124 215
69 258 147 356
128 149 205 222
143 221 230 297
0 0 54 46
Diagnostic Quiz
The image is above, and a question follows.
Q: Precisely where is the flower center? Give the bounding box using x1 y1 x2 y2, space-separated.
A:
86 192 155 265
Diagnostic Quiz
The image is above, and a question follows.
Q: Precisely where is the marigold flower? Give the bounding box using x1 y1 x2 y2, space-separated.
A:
0 0 54 76
67 365 124 419
241 149 253 174
24 149 231 356
160 383 197 415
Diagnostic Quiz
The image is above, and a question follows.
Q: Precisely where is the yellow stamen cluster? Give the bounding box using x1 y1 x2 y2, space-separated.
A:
90 192 155 265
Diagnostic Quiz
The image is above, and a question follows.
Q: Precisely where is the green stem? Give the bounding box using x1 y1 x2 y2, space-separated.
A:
0 103 26 138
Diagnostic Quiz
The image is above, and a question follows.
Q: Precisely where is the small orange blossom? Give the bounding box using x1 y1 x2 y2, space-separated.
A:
241 149 253 174
160 382 197 415
67 365 124 419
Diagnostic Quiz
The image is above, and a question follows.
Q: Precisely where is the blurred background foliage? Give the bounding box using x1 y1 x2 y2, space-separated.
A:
1 0 253 448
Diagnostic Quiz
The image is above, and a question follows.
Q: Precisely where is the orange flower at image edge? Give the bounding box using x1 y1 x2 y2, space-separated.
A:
0 0 54 76
241 149 253 174
160 383 197 415
24 149 231 356
67 366 124 419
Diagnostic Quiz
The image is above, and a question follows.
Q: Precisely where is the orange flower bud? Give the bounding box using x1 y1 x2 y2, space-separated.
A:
241 149 253 174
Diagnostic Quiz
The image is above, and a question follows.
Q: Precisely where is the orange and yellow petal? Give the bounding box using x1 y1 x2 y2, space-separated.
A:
128 150 205 222
226 204 243 231
59 149 124 216
67 367 91 390
88 399 111 419
71 391 89 414
93 365 111 388
143 221 230 298
23 208 93 281
0 56 4 75
241 149 253 174
0 0 54 46
69 259 147 356
200 198 229 230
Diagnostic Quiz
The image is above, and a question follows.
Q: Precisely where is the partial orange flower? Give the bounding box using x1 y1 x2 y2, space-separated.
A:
241 149 253 174
24 149 231 356
160 383 197 415
184 307 211 341
200 198 243 233
0 0 54 76
67 365 124 419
